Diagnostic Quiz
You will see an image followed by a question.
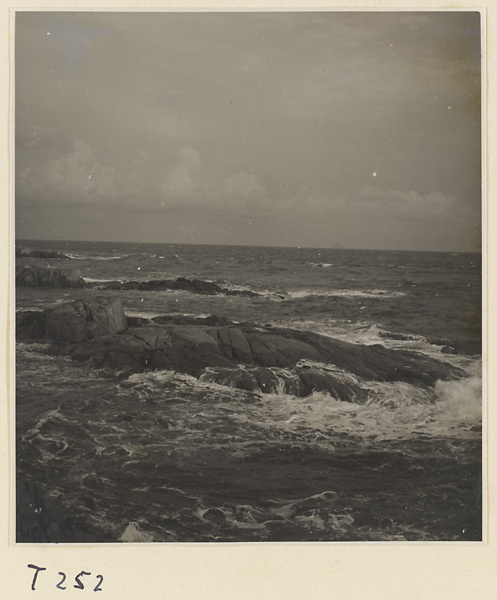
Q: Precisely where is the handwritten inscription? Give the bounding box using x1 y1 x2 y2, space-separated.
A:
28 565 103 592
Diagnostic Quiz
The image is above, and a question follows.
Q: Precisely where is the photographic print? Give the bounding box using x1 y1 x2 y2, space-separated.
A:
14 10 482 543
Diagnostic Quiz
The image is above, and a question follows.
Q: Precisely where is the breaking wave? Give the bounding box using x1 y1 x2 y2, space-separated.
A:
286 289 407 300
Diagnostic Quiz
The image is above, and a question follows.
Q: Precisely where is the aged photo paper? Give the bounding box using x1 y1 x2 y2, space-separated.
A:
1 0 495 598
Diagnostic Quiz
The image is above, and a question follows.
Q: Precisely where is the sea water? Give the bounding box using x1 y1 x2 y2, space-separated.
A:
15 241 482 542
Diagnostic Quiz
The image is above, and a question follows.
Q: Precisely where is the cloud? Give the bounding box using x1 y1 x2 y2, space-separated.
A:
248 186 462 225
223 171 265 202
345 187 459 222
15 12 480 251
157 145 202 198
16 138 140 208
156 146 267 211
17 137 269 216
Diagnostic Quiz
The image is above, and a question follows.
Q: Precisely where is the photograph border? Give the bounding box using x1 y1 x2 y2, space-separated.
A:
2 1 494 598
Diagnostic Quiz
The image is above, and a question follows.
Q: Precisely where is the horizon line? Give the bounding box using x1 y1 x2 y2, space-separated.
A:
14 237 482 254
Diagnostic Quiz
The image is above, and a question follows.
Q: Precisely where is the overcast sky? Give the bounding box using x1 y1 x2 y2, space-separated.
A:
15 11 481 251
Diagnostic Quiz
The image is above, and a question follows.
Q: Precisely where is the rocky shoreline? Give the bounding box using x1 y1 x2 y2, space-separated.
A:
16 264 261 297
17 296 465 403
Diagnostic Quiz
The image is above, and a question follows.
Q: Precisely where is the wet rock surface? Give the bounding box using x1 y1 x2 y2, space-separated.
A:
17 298 128 343
16 298 465 401
85 276 260 297
16 246 70 259
16 266 85 288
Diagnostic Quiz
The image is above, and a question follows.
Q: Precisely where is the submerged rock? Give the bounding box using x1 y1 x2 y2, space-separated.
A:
297 368 366 403
16 265 85 288
200 367 260 392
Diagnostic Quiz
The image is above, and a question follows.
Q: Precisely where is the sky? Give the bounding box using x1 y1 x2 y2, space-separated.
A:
15 11 482 251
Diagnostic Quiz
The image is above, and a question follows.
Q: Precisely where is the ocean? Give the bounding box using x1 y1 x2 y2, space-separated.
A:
15 240 482 542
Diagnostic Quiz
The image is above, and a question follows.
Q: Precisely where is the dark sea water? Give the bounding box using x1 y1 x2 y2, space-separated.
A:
16 240 482 542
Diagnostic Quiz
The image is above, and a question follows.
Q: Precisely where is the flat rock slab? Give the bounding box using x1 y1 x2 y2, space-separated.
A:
17 300 465 399
68 322 462 387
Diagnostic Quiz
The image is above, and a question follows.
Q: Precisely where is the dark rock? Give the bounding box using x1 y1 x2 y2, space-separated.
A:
248 367 284 394
297 368 367 403
202 315 233 327
18 300 464 390
78 323 461 386
126 316 150 327
200 367 260 391
175 276 221 294
226 328 255 363
201 507 227 523
16 246 70 259
16 311 47 340
17 298 128 343
441 346 456 354
84 276 261 297
199 366 303 396
16 265 85 288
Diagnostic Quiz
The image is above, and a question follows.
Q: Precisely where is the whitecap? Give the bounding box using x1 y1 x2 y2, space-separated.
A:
119 522 155 543
285 289 406 300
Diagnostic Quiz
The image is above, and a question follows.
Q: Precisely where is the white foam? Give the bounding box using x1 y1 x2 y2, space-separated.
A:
434 370 482 423
82 277 122 283
119 522 155 543
67 254 127 261
286 289 406 300
310 262 335 268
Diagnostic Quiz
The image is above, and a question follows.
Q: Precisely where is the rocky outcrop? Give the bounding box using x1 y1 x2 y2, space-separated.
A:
17 301 464 397
16 266 85 288
16 246 70 259
199 365 365 401
297 368 365 402
17 298 128 343
15 267 260 297
85 277 260 297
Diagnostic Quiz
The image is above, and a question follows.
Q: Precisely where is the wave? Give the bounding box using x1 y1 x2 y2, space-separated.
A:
18 345 482 543
66 253 129 261
285 289 407 300
309 262 335 268
277 319 481 367
126 310 214 321
283 319 425 346
82 276 122 283
119 356 480 426
119 522 156 542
